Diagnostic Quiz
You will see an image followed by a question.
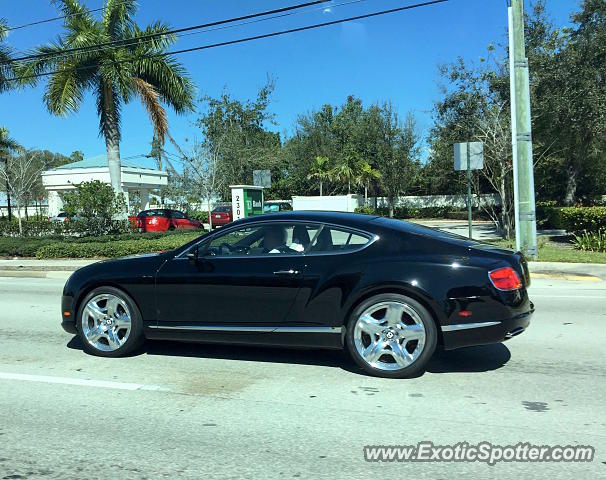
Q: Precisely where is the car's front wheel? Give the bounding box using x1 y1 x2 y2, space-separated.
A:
76 286 144 357
346 293 437 378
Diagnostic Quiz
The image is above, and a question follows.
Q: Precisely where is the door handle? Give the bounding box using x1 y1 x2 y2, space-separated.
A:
273 269 300 276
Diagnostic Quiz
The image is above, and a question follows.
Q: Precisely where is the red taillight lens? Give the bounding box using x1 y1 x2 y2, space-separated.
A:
489 267 522 291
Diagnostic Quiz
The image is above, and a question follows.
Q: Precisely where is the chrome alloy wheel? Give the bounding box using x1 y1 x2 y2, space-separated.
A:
80 294 132 352
353 301 426 371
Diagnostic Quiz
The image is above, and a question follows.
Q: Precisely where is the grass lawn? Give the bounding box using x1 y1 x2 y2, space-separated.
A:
487 237 606 264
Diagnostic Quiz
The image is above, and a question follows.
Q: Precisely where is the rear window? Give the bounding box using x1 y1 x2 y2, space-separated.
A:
139 210 169 217
213 206 231 213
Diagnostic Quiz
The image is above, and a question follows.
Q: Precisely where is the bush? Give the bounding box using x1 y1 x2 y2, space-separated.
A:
536 200 559 229
354 205 375 215
572 229 606 252
553 206 606 234
0 236 62 257
188 210 209 223
35 231 201 259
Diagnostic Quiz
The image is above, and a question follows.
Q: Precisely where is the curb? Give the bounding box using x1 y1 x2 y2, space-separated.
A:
0 270 72 279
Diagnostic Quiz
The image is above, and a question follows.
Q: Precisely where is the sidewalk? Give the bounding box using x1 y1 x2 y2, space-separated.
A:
1 257 605 281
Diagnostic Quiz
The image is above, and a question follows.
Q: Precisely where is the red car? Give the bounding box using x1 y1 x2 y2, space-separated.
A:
210 205 233 228
135 209 201 232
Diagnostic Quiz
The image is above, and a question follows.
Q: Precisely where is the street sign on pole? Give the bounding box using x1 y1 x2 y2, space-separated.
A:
253 170 271 188
454 142 484 239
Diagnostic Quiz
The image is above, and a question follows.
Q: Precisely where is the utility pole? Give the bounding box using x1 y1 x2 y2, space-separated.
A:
509 0 537 259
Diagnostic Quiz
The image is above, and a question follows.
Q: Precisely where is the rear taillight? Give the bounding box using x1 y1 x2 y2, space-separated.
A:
489 267 522 291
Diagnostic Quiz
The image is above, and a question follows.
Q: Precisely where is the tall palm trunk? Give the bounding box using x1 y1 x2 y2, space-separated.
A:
103 83 123 194
319 180 323 196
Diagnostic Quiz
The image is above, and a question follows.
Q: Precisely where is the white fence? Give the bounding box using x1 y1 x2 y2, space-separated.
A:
374 194 501 209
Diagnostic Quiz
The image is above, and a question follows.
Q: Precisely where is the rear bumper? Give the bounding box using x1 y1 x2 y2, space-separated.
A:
441 304 534 350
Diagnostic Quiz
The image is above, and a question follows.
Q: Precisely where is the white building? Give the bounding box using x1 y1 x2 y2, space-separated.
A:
42 155 168 216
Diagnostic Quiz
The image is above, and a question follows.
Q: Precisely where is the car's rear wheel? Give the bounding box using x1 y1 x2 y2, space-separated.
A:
346 293 437 378
76 286 144 357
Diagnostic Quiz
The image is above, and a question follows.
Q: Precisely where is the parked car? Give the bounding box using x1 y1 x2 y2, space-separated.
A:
49 212 80 223
263 200 293 213
61 211 533 378
49 212 69 223
135 209 201 232
210 205 233 228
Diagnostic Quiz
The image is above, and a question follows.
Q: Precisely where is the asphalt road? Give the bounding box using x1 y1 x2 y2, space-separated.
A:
0 276 605 479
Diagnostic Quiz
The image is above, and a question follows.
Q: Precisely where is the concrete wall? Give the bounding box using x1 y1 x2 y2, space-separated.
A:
292 195 362 212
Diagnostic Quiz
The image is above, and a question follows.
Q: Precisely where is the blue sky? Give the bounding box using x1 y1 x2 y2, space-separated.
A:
0 0 577 162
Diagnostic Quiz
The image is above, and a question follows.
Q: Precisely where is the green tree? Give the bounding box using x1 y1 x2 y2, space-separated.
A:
373 105 420 218
0 150 47 234
359 161 381 204
306 156 331 196
0 127 22 220
63 180 126 220
196 81 281 198
19 0 195 196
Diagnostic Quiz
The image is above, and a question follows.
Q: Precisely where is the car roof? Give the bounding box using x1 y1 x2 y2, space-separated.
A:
234 211 380 229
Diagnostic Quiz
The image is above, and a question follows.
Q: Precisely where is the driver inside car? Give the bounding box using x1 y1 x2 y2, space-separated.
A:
262 226 289 254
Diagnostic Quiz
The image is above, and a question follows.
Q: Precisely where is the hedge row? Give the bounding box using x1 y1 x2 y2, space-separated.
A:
354 205 489 220
0 231 202 259
553 206 606 234
0 218 130 237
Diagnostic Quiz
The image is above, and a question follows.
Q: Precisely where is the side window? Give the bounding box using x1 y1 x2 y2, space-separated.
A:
308 226 371 254
172 210 186 219
200 223 317 257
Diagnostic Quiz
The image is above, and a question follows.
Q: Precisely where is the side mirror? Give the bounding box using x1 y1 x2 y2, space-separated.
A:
187 245 199 265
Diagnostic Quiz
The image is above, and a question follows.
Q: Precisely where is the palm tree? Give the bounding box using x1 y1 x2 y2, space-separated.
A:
0 19 16 92
19 0 195 195
358 161 381 204
0 127 22 220
332 146 362 194
307 155 331 196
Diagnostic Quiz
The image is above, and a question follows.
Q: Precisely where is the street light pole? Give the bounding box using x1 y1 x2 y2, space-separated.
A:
509 0 537 259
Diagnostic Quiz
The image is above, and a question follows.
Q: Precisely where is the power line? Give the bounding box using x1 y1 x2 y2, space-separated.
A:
3 0 331 66
5 0 448 83
7 0 364 67
5 1 128 32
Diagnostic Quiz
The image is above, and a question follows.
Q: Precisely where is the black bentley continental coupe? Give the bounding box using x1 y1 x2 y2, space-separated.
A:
61 211 533 378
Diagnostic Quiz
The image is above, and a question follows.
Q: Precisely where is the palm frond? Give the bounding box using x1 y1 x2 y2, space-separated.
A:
133 55 196 113
0 19 15 91
43 60 87 115
103 0 137 41
54 0 95 31
133 77 168 143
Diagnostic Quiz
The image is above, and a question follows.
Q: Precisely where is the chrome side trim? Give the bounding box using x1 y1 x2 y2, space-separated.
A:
274 326 343 334
148 325 343 334
441 321 501 332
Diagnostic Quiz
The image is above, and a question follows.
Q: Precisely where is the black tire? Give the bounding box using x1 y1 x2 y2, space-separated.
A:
76 286 144 358
345 293 437 378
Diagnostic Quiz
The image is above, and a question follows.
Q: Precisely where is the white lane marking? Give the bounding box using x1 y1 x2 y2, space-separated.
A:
530 295 606 299
0 372 169 392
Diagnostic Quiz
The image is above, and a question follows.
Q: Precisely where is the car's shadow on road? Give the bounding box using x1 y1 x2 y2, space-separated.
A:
68 337 511 377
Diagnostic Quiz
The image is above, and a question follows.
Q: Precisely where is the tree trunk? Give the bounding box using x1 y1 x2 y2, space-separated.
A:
4 175 11 221
364 184 368 204
103 83 123 195
388 197 394 218
319 181 323 197
16 199 23 235
348 181 351 194
563 165 578 206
